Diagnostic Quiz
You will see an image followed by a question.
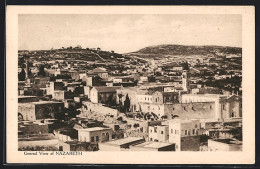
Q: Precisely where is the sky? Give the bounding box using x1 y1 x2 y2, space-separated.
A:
19 14 242 53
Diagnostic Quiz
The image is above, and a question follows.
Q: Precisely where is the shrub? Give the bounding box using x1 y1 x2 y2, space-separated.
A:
117 117 123 121
121 120 127 124
133 123 139 128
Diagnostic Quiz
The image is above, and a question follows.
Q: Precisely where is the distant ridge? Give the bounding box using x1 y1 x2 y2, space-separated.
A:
126 44 242 58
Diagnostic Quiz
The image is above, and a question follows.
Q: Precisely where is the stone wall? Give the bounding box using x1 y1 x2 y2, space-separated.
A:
35 102 64 120
180 135 200 151
164 102 216 120
18 138 59 149
82 101 119 118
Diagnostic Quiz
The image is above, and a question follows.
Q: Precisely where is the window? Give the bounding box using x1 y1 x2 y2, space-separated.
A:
210 105 212 109
192 107 194 111
150 129 153 133
96 136 99 142
184 130 188 135
173 108 175 111
222 105 225 110
192 129 195 135
183 107 186 110
91 136 94 142
150 138 153 141
161 131 164 134
171 129 173 134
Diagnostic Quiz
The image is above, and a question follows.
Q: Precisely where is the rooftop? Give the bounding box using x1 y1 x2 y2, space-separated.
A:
78 127 111 132
18 96 38 98
89 68 107 74
94 86 122 93
133 141 174 149
164 119 200 124
104 137 144 146
210 139 242 145
18 101 63 105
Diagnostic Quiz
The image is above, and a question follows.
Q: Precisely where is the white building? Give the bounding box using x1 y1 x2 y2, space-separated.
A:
182 70 189 91
168 119 201 151
78 127 112 143
181 94 242 120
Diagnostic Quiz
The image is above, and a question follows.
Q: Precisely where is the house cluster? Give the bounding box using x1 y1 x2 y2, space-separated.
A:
17 48 242 152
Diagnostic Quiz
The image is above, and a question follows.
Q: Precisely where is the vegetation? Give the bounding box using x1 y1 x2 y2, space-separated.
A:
38 65 46 77
124 94 131 112
130 44 242 58
18 69 26 81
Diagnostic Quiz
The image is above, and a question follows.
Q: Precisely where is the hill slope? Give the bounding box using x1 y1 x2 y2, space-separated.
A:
127 44 242 58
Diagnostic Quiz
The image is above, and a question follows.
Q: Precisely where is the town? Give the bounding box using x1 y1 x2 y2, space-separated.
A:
17 44 242 152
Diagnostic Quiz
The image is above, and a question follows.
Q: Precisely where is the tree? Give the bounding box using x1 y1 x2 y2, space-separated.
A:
38 65 46 77
18 69 26 81
28 68 32 77
117 117 123 121
171 114 179 119
161 115 168 120
133 123 139 128
124 94 130 112
18 57 26 68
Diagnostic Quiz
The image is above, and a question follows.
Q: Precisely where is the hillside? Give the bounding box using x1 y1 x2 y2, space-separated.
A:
127 44 242 59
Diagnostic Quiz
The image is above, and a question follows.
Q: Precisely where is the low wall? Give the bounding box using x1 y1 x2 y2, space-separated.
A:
208 139 242 151
18 139 59 148
82 101 119 118
53 130 73 142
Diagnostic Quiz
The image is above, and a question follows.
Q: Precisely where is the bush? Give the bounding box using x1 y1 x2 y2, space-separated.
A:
127 114 134 118
133 123 139 128
121 120 127 124
117 117 123 121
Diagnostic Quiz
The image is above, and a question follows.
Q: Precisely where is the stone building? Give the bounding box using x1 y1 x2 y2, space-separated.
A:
77 127 113 143
18 101 64 121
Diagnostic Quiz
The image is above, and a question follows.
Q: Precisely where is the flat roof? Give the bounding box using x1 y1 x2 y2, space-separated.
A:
78 127 111 132
223 118 242 123
103 137 144 146
133 142 174 149
210 139 242 145
18 96 38 98
18 101 63 105
165 119 200 124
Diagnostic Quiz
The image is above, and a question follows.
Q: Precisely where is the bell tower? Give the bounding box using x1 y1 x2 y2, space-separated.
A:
182 61 189 91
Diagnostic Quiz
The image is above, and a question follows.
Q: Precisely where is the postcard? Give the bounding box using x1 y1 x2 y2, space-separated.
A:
6 5 255 164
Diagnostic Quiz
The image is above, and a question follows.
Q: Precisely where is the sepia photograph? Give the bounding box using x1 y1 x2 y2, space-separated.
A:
6 6 255 164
